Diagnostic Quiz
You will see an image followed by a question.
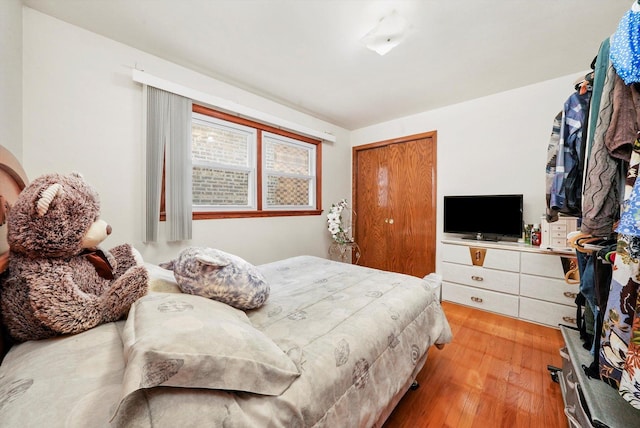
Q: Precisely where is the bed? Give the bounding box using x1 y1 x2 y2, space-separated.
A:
0 147 452 427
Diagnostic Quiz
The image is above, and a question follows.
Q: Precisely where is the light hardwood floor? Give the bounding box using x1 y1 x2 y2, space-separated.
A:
383 301 567 428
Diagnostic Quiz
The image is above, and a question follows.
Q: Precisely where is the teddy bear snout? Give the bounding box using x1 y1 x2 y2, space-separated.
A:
81 219 112 249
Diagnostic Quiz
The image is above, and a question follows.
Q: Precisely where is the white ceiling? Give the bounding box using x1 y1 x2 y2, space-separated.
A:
22 0 634 130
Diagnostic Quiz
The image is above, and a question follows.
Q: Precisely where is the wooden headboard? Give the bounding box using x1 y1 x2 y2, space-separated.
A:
0 145 28 360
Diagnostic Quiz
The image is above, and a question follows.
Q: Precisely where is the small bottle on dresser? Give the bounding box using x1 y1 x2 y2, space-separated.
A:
531 224 541 246
524 224 532 244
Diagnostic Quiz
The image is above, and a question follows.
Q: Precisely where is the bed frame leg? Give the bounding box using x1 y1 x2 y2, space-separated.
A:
410 380 419 390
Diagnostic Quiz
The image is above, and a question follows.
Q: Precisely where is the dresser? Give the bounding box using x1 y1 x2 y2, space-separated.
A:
441 239 579 328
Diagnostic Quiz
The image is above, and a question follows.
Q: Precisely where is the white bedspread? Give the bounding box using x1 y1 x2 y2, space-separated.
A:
0 256 452 427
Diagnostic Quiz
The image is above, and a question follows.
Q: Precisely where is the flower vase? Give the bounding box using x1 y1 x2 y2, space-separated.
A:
328 241 361 264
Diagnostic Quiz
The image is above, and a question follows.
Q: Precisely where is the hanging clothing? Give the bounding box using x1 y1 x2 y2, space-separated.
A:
605 74 640 162
583 38 611 177
570 4 640 411
581 63 622 236
617 139 640 236
599 234 640 406
610 2 640 85
618 290 640 408
597 135 640 410
546 111 563 222
549 90 591 217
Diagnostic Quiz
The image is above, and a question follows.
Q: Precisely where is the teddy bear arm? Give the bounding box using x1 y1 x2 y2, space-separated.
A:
108 244 144 278
100 265 149 323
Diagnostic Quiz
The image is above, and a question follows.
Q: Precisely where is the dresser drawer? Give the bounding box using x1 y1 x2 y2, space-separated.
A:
442 262 519 294
519 297 577 328
551 238 569 247
442 282 519 317
520 274 578 306
520 252 577 280
441 244 520 272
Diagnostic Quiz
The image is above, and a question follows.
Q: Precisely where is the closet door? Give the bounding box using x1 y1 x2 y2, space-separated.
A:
353 132 437 277
353 143 390 271
386 136 436 276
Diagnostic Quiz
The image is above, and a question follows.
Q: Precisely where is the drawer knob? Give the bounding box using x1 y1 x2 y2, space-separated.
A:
562 316 577 324
471 275 484 281
563 291 577 299
470 296 484 303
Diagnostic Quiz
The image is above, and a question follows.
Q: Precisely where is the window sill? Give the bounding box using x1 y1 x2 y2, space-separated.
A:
160 209 323 221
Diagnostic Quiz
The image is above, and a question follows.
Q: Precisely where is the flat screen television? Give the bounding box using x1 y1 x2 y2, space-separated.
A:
443 194 523 241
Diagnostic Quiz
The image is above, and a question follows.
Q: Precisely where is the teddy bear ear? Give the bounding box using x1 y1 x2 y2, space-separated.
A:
36 183 64 217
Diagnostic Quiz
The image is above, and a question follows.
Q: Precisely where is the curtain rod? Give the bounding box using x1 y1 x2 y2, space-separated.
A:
132 69 336 143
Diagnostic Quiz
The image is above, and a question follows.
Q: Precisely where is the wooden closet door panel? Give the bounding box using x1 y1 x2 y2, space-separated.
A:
387 137 436 277
354 146 389 271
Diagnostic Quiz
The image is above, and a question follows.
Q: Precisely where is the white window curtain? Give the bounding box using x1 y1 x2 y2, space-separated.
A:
145 86 193 242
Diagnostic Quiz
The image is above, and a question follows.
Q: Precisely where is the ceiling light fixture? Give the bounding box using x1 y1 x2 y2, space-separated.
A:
361 10 409 56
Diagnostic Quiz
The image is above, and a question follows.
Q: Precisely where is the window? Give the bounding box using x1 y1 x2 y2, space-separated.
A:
166 104 321 220
191 115 257 210
263 132 316 209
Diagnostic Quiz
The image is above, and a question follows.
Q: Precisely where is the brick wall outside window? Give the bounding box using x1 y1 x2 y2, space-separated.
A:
182 104 321 218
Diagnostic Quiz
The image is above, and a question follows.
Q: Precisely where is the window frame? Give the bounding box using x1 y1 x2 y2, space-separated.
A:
191 113 258 211
262 131 317 211
161 104 322 220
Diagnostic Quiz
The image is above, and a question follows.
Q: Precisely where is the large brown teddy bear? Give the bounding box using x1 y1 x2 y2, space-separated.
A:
0 172 148 342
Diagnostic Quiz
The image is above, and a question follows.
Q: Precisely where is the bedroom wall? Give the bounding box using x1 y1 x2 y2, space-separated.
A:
350 74 584 274
0 0 23 159
21 6 590 273
21 8 352 265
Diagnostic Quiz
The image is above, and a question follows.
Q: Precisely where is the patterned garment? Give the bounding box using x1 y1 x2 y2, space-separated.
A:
599 234 640 410
600 235 640 388
582 62 621 236
607 137 640 410
610 3 640 85
617 139 640 236
549 90 591 216
546 111 563 222
619 291 640 409
605 73 640 162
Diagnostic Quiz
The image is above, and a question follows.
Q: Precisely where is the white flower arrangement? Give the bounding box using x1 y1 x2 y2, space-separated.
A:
327 198 353 244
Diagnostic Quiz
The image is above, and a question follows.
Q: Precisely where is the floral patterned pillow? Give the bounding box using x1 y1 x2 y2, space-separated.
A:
159 247 270 310
113 293 299 419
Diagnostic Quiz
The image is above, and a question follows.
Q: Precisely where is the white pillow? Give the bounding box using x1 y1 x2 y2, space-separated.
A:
113 293 299 419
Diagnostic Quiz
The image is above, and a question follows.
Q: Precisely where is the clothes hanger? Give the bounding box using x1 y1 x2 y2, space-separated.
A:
568 231 594 253
564 264 580 284
567 231 614 253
